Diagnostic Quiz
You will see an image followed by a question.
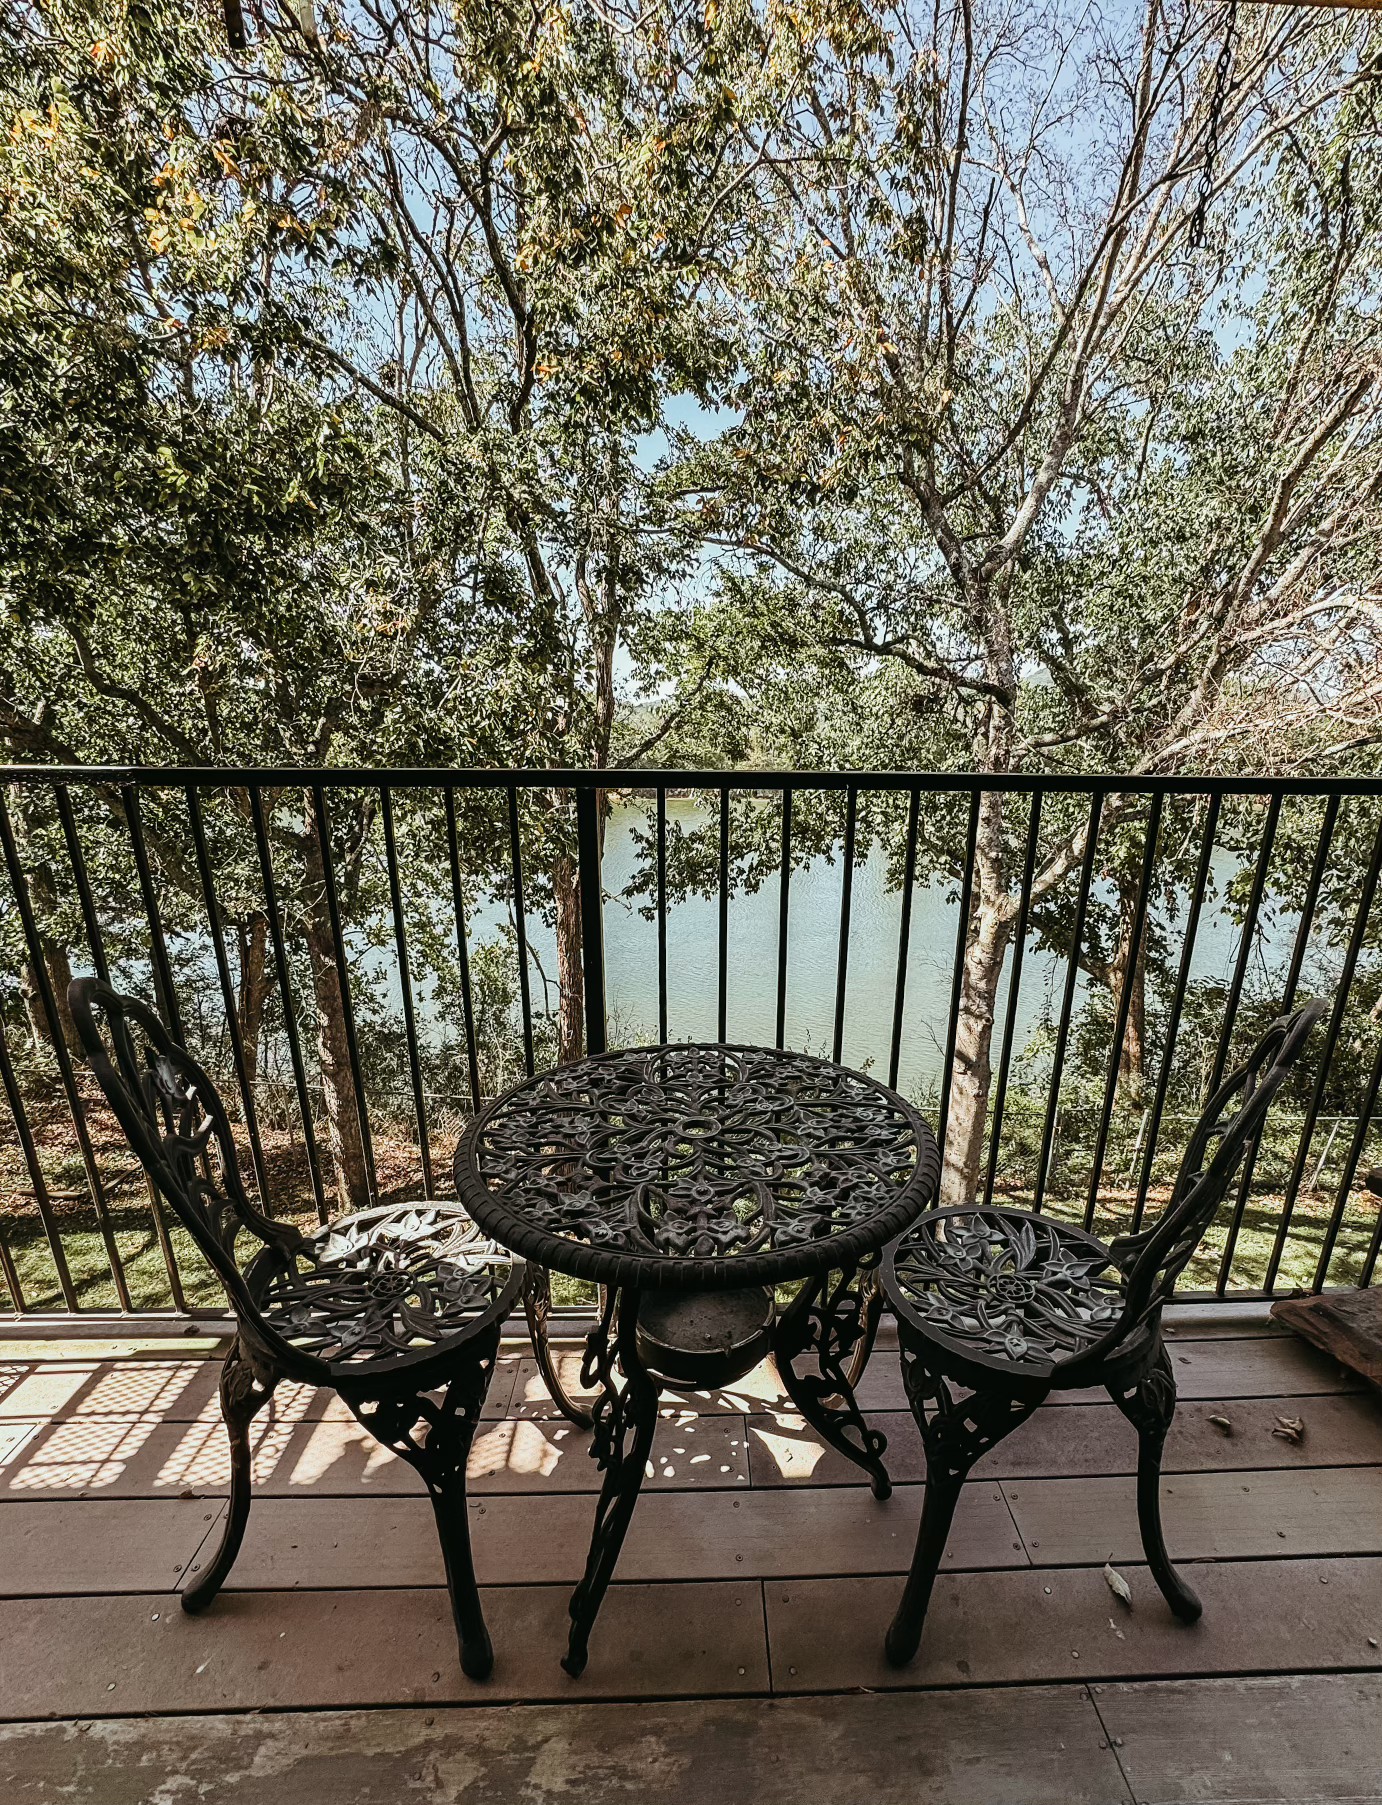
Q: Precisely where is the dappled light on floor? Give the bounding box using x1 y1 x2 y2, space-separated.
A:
1 1415 163 1492
748 1414 828 1481
470 1418 568 1481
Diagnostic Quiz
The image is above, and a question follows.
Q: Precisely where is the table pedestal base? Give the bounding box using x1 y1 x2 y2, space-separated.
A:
562 1268 890 1676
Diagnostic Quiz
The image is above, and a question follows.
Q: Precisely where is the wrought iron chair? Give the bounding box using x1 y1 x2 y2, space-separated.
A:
879 997 1326 1668
69 977 524 1680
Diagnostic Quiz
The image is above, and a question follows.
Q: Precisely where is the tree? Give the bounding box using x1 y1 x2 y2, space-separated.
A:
685 0 1382 1198
0 0 755 1212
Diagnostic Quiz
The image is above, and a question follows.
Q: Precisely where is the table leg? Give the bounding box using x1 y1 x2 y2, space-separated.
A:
563 1285 661 1678
771 1264 891 1499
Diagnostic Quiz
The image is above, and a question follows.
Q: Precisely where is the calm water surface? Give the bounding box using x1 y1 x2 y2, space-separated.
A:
469 798 1282 1103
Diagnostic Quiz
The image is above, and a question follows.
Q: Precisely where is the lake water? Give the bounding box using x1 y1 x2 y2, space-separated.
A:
460 798 1274 1104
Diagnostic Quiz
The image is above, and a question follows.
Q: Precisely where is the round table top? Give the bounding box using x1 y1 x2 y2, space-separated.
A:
453 1042 941 1291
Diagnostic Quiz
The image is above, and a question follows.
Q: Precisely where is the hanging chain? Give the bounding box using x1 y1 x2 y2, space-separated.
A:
1189 0 1240 251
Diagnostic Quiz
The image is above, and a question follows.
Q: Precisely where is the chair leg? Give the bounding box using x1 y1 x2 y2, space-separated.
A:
886 1343 1044 1668
182 1337 277 1615
1110 1342 1202 1624
425 1391 494 1681
344 1327 501 1681
885 1465 965 1668
524 1261 593 1429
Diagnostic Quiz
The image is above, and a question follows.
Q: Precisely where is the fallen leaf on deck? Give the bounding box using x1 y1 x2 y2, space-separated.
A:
1208 1414 1234 1437
1273 1415 1305 1444
1103 1561 1133 1608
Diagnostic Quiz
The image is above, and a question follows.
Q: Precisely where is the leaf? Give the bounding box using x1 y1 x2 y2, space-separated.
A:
1273 1415 1305 1444
1208 1413 1234 1437
1103 1562 1133 1609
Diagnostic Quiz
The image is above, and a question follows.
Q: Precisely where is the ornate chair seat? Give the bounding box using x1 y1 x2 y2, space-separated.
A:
888 1205 1132 1381
249 1203 516 1370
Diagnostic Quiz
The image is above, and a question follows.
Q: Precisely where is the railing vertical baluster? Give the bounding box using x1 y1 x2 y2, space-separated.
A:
1216 793 1339 1291
1133 793 1221 1231
936 790 983 1183
656 785 669 1044
186 786 273 1213
1360 1147 1382 1290
983 790 1043 1209
0 1006 66 1310
54 785 109 983
1264 802 1382 1292
123 785 183 1040
443 788 483 1112
1283 796 1340 1006
311 784 377 1204
249 787 328 1224
0 1135 25 1310
718 787 729 1042
506 786 535 1075
888 787 921 1091
1314 1034 1382 1291
0 792 131 1309
381 787 433 1195
1206 794 1282 1098
1033 790 1104 1215
576 784 606 1058
832 783 858 1065
1084 793 1163 1231
775 788 792 1052
59 783 189 1298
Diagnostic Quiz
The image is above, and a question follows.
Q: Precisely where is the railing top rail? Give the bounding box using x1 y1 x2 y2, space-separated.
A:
3 765 1382 797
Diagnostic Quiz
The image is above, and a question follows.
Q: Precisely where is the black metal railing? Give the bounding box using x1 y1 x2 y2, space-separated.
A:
2 765 1381 1318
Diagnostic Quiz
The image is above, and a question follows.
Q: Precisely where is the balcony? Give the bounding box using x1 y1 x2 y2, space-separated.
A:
1 766 1381 1802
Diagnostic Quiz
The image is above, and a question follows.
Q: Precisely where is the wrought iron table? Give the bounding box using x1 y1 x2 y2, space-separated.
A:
454 1041 941 1675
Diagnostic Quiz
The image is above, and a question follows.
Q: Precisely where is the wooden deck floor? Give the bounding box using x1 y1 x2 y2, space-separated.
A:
0 1311 1379 1803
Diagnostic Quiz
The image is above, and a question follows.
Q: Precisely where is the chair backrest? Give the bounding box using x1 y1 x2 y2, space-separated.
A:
1087 996 1327 1360
69 976 303 1320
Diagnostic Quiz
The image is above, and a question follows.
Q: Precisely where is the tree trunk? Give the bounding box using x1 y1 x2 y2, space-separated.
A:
301 796 372 1213
553 850 585 1066
1108 873 1148 1104
235 910 271 1093
942 894 1013 1205
22 938 78 1054
18 850 80 1054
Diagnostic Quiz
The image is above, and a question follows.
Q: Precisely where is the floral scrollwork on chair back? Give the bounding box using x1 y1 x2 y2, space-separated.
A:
69 976 305 1314
1104 996 1328 1342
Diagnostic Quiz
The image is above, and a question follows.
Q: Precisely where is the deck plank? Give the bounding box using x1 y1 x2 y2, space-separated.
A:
1156 1337 1364 1400
1002 1465 1382 1564
0 1353 523 1425
223 1482 1023 1589
0 1408 751 1499
0 1498 225 1595
0 1689 1131 1805
746 1392 1382 1487
0 1582 768 1718
2 1334 1346 1435
521 1336 1361 1420
1096 1672 1382 1803
766 1557 1382 1692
